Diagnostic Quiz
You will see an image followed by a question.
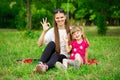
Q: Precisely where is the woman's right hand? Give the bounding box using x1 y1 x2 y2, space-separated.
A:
40 18 50 32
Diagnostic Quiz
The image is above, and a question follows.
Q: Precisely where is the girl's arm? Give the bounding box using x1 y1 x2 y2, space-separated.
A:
85 49 88 64
64 36 72 52
65 42 72 53
85 38 90 64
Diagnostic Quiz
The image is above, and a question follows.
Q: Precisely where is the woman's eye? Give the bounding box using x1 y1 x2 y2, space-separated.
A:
61 17 63 18
55 17 59 19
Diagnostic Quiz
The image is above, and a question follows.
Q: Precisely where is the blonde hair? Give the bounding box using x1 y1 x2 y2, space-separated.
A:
70 26 85 39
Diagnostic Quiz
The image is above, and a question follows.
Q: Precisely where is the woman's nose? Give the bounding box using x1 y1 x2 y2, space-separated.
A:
58 19 62 21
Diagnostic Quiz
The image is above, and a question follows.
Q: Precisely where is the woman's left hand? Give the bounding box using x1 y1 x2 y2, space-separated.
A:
40 18 50 32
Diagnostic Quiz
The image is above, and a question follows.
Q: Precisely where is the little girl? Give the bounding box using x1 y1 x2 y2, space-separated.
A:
63 26 89 69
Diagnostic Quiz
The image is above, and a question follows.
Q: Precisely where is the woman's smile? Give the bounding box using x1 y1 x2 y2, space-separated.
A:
55 12 66 26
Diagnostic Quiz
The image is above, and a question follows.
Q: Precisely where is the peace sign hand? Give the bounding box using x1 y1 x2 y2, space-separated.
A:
64 35 69 43
40 18 50 32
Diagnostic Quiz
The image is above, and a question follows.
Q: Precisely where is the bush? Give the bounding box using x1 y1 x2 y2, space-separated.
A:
95 13 107 35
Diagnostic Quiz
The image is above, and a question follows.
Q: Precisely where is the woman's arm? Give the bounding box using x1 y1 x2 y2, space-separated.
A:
37 31 47 47
38 18 50 47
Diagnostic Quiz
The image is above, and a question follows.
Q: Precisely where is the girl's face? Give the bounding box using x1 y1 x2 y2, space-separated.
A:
72 30 83 40
55 12 66 26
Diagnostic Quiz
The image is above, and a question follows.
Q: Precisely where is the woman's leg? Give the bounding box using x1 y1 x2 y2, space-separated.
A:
46 54 67 69
35 41 56 74
57 54 67 63
55 54 67 70
40 41 56 63
63 59 68 68
46 52 58 69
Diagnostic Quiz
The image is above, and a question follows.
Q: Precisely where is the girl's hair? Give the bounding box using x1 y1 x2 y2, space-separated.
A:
70 26 85 39
53 8 70 54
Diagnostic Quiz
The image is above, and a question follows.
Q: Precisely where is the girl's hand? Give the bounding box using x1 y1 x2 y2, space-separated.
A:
85 62 89 65
40 18 50 32
64 33 70 42
64 36 69 43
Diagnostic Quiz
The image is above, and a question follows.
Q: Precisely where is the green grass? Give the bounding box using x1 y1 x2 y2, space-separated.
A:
0 27 120 80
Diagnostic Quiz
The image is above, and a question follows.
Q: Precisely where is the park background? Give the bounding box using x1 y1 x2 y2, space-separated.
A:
0 0 120 80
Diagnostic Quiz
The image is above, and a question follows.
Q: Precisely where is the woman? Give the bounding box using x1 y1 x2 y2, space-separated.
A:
34 8 71 74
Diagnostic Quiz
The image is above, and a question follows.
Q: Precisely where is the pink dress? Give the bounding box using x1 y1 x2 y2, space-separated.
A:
69 39 89 63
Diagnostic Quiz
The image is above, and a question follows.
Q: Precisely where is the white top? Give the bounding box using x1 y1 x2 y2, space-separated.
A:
44 28 68 57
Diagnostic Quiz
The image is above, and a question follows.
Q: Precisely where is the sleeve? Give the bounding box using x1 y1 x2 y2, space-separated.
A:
70 40 74 46
70 40 76 49
44 28 53 43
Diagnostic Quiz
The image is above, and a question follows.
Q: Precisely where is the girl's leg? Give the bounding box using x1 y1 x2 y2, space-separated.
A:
75 54 83 65
40 41 55 63
66 54 82 69
67 59 80 69
67 59 74 65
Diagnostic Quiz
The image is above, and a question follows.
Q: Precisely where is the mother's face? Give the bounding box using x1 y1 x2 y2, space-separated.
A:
54 12 66 26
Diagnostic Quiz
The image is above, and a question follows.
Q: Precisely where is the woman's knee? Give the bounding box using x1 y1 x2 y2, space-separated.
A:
48 41 55 47
63 59 68 63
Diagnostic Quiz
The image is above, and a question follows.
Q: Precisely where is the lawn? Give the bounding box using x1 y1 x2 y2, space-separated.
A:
0 27 120 80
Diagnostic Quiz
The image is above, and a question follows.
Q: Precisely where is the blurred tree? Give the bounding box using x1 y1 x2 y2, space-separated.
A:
74 0 107 35
108 0 120 26
61 2 76 25
14 0 26 30
24 0 32 30
0 0 119 33
0 0 18 28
